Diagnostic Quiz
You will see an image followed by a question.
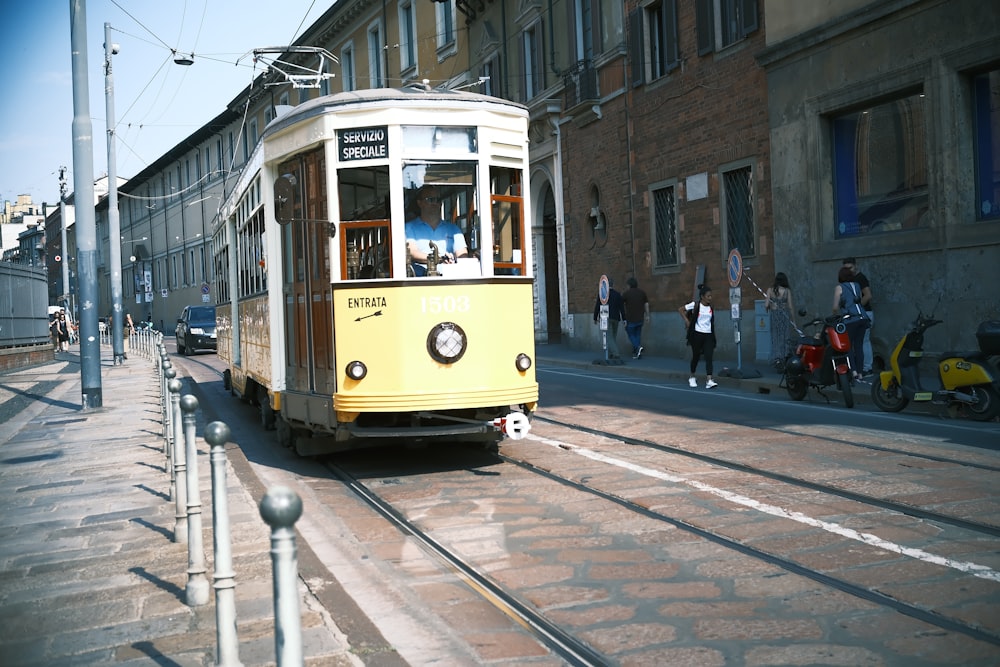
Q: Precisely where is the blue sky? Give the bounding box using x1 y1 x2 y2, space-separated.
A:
0 1 329 208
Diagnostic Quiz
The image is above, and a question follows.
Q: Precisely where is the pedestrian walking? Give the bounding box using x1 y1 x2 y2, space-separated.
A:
593 277 626 359
56 311 70 352
622 277 650 359
679 284 718 388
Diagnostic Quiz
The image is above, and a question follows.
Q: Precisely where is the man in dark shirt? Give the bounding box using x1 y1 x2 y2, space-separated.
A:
593 278 626 359
843 257 873 374
622 277 650 358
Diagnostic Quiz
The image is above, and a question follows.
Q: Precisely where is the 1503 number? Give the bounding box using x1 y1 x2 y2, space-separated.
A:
420 295 471 314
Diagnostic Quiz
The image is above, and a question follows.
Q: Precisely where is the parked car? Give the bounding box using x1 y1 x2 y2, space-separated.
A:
175 305 217 355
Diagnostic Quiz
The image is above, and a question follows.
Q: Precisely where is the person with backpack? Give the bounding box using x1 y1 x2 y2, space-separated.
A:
833 266 870 382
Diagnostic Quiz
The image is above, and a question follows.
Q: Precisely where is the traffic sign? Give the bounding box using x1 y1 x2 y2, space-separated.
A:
598 274 610 305
727 249 743 288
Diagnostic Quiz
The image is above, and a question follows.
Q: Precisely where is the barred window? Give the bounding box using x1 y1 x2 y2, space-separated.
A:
651 183 678 268
721 163 755 257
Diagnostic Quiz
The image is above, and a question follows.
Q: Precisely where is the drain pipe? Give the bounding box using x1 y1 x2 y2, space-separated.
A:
623 57 636 280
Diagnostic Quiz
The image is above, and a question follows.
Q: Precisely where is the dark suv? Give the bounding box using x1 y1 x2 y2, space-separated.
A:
175 305 217 355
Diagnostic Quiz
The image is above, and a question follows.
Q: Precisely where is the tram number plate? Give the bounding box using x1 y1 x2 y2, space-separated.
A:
420 295 471 314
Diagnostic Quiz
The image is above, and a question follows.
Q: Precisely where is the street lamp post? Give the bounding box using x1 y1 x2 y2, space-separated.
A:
105 22 126 365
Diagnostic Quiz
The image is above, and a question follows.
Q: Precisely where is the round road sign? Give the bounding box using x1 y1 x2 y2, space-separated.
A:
598 274 610 305
727 249 743 288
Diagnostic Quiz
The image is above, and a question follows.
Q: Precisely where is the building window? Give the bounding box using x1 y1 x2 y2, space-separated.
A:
696 0 759 56
974 68 1000 221
278 92 290 107
398 0 416 75
721 162 755 257
482 52 503 98
216 138 223 172
521 23 544 101
648 0 679 81
436 0 457 56
341 45 356 91
651 182 679 268
369 22 385 88
250 118 258 148
832 92 928 238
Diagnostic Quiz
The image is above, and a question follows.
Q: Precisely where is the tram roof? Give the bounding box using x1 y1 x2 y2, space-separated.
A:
263 84 529 137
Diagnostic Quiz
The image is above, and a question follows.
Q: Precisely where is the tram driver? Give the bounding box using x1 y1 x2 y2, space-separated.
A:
405 186 467 276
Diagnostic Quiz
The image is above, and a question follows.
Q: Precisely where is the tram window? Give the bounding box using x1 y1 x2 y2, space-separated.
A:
491 167 525 276
339 165 392 279
402 160 481 278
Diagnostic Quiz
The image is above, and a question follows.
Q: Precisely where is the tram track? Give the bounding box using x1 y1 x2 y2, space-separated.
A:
535 415 1000 538
326 450 1000 662
324 460 609 667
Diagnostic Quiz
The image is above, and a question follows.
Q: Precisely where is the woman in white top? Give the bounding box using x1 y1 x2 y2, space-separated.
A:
679 285 718 389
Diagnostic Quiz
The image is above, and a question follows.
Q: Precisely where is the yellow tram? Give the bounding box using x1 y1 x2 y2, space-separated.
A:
214 85 537 455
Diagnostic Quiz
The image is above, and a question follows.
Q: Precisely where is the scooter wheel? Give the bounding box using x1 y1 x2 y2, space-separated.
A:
837 373 854 408
965 385 1000 422
785 376 808 401
871 378 907 413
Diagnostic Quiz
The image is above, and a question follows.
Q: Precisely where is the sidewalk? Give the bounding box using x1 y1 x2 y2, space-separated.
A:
0 348 367 667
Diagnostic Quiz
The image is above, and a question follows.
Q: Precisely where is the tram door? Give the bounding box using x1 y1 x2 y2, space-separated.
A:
279 148 335 395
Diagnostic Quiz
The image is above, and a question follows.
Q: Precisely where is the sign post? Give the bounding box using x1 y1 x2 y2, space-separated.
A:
721 249 761 379
598 275 610 362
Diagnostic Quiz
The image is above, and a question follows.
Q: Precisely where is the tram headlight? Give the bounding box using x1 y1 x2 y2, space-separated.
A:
345 360 367 380
515 353 532 372
426 322 467 364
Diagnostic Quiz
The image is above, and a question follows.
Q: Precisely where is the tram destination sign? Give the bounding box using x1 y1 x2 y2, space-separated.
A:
338 126 388 161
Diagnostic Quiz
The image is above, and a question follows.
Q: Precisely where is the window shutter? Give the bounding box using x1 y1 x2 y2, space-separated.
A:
740 0 759 36
696 0 714 56
665 0 680 71
628 8 644 88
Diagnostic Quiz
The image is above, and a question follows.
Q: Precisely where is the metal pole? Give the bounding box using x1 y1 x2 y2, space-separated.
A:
58 167 70 316
69 0 102 408
260 487 304 667
207 421 243 667
169 377 188 543
182 395 210 606
104 23 125 365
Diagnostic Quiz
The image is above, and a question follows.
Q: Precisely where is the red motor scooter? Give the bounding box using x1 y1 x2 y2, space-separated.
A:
780 312 856 408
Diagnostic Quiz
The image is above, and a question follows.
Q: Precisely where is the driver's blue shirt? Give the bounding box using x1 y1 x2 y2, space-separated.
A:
405 218 467 259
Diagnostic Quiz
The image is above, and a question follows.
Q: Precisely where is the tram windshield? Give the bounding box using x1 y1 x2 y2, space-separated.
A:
335 152 525 281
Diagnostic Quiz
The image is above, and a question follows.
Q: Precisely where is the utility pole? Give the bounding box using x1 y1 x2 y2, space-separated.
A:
59 166 71 320
105 22 125 364
70 0 102 408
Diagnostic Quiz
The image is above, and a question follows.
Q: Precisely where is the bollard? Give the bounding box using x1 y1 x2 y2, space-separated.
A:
260 486 304 667
182 394 210 606
163 366 176 497
169 378 188 543
207 421 243 667
162 361 173 443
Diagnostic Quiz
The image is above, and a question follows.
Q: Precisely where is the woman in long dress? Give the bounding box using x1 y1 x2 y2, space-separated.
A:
766 272 796 370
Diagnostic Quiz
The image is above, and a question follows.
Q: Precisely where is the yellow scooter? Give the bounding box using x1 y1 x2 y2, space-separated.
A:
871 311 1000 421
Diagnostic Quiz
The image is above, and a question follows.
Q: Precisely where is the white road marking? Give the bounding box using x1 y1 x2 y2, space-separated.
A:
526 432 1000 583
